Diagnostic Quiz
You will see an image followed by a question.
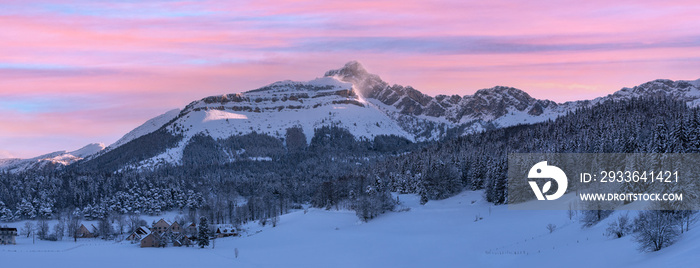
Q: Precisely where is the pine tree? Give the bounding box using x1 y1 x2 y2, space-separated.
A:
670 121 688 153
419 189 428 205
653 123 668 153
17 198 36 219
197 216 210 248
0 201 13 221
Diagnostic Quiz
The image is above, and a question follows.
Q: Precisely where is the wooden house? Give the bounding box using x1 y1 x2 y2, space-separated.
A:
0 227 17 245
214 224 237 238
151 219 172 234
77 224 95 238
184 222 196 236
140 232 158 248
170 221 182 234
173 234 192 247
126 226 151 241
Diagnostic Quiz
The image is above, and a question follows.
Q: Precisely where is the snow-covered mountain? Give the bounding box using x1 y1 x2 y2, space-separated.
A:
325 61 569 131
129 75 416 168
106 108 181 152
66 62 700 170
593 78 700 106
0 143 105 173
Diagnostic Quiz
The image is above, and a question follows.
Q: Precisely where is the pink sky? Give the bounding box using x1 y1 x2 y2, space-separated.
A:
1 0 700 158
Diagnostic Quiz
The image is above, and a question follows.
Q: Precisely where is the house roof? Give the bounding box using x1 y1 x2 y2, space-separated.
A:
140 232 156 242
215 224 237 233
154 218 172 226
79 224 94 232
136 226 151 235
0 227 17 231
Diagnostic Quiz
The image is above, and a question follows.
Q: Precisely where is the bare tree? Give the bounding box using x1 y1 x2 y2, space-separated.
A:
633 211 680 251
22 221 34 238
546 223 556 233
567 202 576 220
37 218 50 239
127 214 142 233
98 217 113 240
53 218 66 241
67 213 82 242
115 214 126 235
606 213 632 238
675 210 697 233
271 215 279 227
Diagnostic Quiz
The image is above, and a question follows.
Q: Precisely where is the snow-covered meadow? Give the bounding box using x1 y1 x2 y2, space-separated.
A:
1 191 698 267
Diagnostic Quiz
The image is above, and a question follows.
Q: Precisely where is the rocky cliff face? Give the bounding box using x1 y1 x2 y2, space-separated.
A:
325 61 567 128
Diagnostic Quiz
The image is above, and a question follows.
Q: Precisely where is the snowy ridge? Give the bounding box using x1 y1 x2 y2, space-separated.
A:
592 78 700 107
325 62 577 136
0 143 105 173
77 62 700 170
131 76 414 168
170 76 414 144
106 108 181 151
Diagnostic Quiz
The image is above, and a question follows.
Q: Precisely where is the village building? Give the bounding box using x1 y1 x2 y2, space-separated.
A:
126 226 151 241
184 222 196 236
0 227 17 245
170 221 182 234
77 224 95 238
214 224 238 238
137 218 216 248
140 232 158 248
151 219 172 234
173 234 193 247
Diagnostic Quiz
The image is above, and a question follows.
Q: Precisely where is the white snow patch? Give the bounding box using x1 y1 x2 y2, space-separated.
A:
203 110 248 122
69 143 106 158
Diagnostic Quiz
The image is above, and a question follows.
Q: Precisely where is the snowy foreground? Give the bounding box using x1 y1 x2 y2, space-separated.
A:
1 191 699 268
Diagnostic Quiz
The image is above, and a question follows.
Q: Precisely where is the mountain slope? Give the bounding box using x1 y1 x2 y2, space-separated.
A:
106 108 181 152
77 61 699 170
130 76 415 168
0 143 105 173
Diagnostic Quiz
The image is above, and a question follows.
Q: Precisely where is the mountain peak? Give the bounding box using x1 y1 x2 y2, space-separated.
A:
324 61 368 78
474 86 533 99
324 61 387 98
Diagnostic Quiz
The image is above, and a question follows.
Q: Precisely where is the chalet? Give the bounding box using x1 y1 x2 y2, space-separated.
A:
170 221 182 234
126 226 151 241
184 222 196 235
214 224 237 238
151 219 172 234
0 227 17 245
137 219 203 248
77 224 95 238
140 233 158 248
173 234 192 247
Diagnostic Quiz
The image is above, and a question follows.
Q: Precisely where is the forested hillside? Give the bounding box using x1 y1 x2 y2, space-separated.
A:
1 96 697 227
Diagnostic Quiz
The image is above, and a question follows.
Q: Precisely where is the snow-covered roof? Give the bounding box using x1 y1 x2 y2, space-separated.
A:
215 224 237 233
139 232 155 242
137 226 151 235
